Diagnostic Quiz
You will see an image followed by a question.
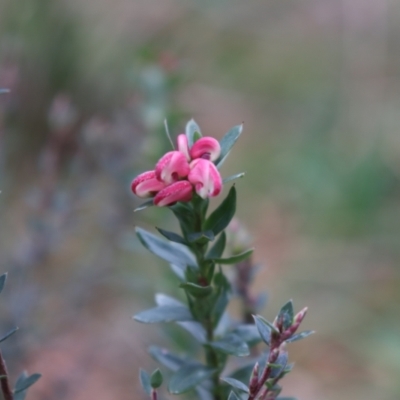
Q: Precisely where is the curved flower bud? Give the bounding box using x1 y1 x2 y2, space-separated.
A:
190 137 221 162
188 159 222 199
177 134 190 161
155 151 190 184
154 180 193 207
131 170 166 198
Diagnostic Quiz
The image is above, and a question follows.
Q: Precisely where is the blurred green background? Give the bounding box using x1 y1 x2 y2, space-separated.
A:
0 1 400 399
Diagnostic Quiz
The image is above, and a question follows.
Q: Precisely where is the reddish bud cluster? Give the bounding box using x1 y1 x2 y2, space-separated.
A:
131 134 222 206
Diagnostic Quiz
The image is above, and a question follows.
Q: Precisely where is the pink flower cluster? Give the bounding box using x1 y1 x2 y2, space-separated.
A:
131 134 222 206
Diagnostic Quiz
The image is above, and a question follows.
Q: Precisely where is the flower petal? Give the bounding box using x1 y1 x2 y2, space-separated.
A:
131 170 166 198
188 159 222 199
155 151 190 184
190 137 221 162
177 134 191 161
154 180 193 207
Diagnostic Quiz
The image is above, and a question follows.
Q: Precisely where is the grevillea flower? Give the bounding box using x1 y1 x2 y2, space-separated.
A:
188 158 222 199
131 170 167 198
190 137 221 162
177 134 190 161
155 151 190 184
154 180 193 206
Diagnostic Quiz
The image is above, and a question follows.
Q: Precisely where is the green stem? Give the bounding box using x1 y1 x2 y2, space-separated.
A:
185 198 223 400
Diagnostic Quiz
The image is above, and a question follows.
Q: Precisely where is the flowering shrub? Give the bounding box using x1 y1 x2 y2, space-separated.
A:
132 120 314 400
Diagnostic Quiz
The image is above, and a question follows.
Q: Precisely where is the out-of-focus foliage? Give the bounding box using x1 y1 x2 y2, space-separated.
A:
0 1 399 400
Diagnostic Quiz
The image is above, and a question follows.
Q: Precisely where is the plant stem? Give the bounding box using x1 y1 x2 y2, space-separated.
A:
0 350 13 400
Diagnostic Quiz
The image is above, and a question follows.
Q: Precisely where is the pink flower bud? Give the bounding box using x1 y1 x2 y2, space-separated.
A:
131 170 166 198
154 180 193 207
177 134 190 161
155 151 190 184
188 159 222 199
190 137 221 161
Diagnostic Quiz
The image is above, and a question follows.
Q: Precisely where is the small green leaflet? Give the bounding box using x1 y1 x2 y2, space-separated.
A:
168 364 216 394
134 305 193 323
216 124 243 168
186 119 202 148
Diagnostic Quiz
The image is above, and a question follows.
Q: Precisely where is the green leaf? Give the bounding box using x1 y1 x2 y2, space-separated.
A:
139 369 152 395
211 248 254 264
269 351 288 379
156 227 187 245
148 346 186 371
285 330 315 343
134 305 193 323
14 373 41 394
180 282 213 298
164 119 175 149
136 227 197 267
186 119 202 148
155 293 184 307
170 203 195 237
150 369 163 389
206 232 226 259
187 231 215 243
277 300 294 330
228 391 241 400
277 398 298 400
259 316 279 333
253 315 272 345
208 333 249 357
231 325 262 346
216 124 243 168
221 377 249 393
134 199 154 212
178 321 207 343
223 172 245 184
169 264 186 281
0 273 7 295
0 327 18 343
204 186 236 236
168 364 215 394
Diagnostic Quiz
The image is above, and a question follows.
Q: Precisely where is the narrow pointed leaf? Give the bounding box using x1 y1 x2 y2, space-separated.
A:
134 199 154 212
169 263 185 280
253 315 271 345
177 321 207 343
206 232 226 259
277 300 294 330
216 124 243 168
285 330 315 343
155 293 184 307
0 327 18 343
134 305 193 323
168 364 215 394
136 227 197 267
186 119 202 148
0 274 7 295
223 172 245 184
231 324 262 346
156 227 187 244
14 373 41 393
221 377 249 393
211 248 254 264
139 369 152 395
204 186 236 236
148 346 186 371
150 369 163 389
164 119 175 149
180 282 212 298
187 231 215 243
207 333 249 357
228 391 241 400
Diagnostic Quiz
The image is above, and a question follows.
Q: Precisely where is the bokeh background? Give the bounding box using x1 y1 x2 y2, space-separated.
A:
0 1 400 399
